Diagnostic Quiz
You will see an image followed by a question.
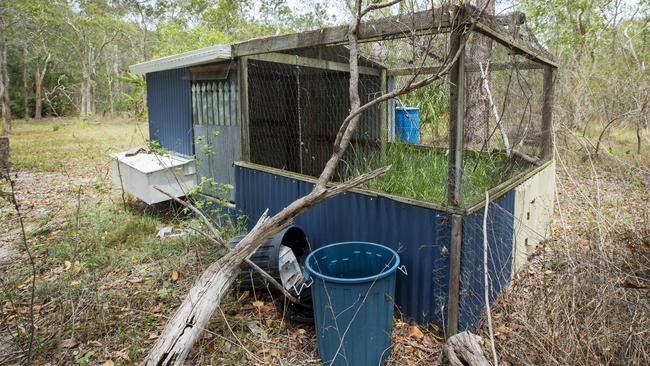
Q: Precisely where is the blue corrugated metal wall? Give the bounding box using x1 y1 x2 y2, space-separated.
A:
459 191 515 331
146 68 193 155
235 164 516 330
235 165 451 325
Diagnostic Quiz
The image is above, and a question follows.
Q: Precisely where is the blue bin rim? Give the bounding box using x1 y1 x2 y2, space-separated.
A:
395 106 419 112
305 241 400 284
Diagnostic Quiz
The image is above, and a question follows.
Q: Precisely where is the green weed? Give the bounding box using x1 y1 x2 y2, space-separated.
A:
342 142 528 206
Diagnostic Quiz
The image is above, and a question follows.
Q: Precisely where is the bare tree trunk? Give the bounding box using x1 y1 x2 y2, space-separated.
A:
464 0 494 147
22 46 30 119
81 59 90 117
34 61 42 119
0 4 10 136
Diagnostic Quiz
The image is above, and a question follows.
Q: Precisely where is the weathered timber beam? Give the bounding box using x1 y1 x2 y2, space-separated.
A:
239 57 250 162
446 28 466 336
472 21 558 68
247 52 381 76
540 66 555 158
386 60 542 76
232 7 451 57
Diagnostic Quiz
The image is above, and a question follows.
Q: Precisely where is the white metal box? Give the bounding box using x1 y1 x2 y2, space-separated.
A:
111 152 197 205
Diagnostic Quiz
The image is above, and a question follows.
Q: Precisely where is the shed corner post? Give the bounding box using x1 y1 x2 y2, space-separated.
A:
540 65 556 160
239 56 251 162
446 16 467 337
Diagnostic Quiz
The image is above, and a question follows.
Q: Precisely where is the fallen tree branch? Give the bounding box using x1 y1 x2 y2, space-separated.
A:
153 186 226 245
511 149 540 165
145 3 468 364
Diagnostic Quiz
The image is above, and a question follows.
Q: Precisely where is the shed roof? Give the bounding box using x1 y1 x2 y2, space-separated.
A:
130 44 231 75
130 4 557 75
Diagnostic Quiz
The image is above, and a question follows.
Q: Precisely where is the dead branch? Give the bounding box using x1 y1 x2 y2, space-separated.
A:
152 186 226 245
482 192 498 366
511 150 540 165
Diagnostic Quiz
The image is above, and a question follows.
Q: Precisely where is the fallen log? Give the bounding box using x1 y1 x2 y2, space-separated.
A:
442 331 491 366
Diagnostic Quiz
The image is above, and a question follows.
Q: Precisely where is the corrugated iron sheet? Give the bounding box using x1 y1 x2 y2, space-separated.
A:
236 164 451 325
146 68 193 155
235 164 517 330
459 191 515 331
192 71 240 201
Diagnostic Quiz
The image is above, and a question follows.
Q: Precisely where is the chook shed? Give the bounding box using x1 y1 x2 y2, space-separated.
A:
127 4 558 333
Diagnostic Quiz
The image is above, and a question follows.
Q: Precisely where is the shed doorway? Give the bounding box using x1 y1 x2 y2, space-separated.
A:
191 63 240 201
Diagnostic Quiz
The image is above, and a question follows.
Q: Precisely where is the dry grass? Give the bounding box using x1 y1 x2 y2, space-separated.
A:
9 117 148 176
474 127 650 365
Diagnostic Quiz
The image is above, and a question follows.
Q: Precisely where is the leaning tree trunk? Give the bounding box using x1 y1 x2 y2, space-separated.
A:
464 0 494 147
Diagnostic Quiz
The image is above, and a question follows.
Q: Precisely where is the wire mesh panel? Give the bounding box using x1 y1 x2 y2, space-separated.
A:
247 58 382 177
464 32 546 159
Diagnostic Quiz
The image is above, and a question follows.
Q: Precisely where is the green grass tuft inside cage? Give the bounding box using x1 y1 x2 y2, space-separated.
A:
341 141 530 206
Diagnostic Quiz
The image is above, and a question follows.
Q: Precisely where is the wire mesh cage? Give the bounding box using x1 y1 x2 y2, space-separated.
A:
239 5 554 208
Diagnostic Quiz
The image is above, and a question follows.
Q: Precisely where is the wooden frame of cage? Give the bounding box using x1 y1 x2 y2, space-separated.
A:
233 3 557 334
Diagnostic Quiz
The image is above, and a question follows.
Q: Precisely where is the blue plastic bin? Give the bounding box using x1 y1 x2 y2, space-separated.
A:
305 242 400 366
395 107 420 144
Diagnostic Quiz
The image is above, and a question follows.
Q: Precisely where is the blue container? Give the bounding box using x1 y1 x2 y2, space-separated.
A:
395 107 420 144
306 242 400 366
